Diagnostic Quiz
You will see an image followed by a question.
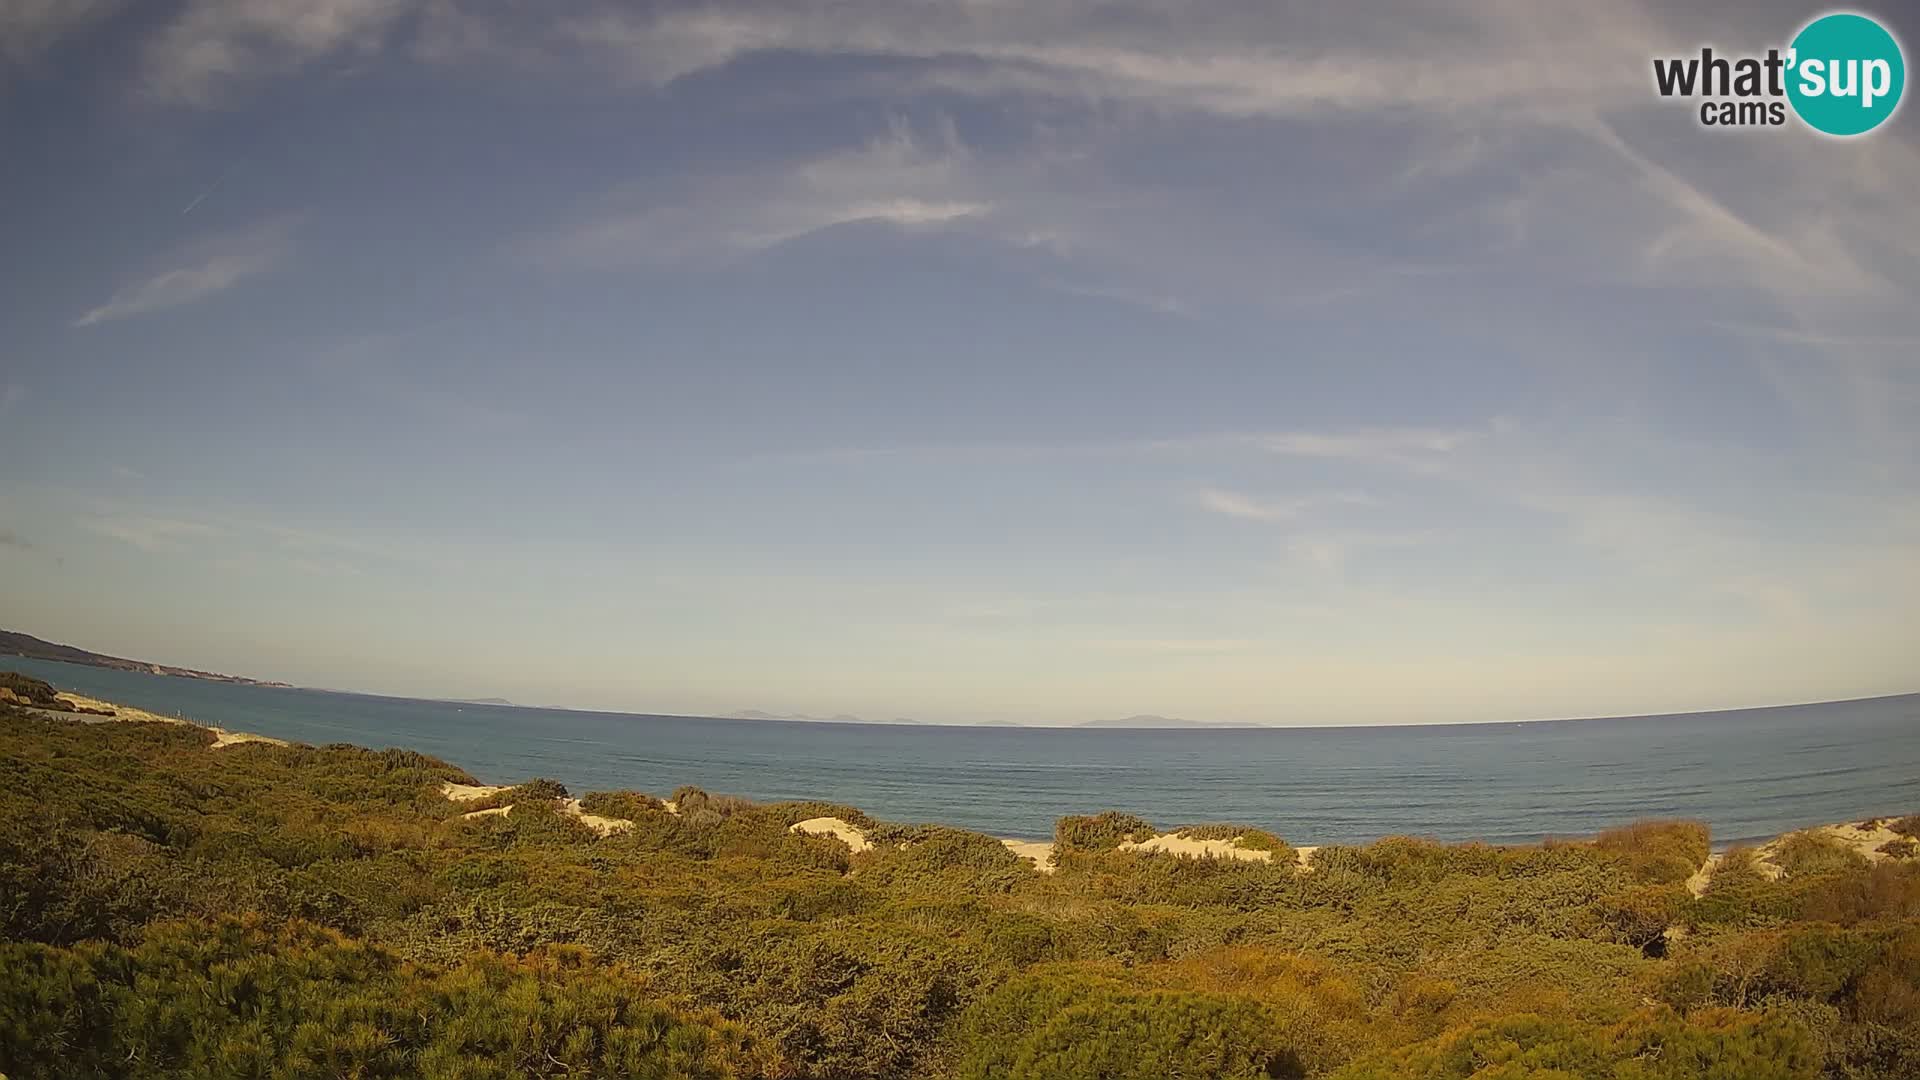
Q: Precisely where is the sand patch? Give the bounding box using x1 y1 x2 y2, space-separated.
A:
1000 838 1057 873
210 729 285 748
440 783 633 836
441 781 511 802
39 692 286 748
562 798 635 837
1794 819 1910 863
1684 819 1903 897
1684 853 1724 898
1119 832 1275 863
1294 845 1319 871
790 816 873 853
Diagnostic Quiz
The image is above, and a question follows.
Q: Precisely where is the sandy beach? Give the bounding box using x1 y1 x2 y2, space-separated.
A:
29 690 288 749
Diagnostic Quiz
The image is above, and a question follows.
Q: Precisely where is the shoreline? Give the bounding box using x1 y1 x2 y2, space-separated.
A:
15 688 1913 874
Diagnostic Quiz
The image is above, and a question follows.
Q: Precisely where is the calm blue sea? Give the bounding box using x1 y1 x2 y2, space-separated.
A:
7 656 1916 847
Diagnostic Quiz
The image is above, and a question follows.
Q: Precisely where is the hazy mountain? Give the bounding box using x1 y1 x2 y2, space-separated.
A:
1077 714 1265 729
0 629 292 687
734 710 930 725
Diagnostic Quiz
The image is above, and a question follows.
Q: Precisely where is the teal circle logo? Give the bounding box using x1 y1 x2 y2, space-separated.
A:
1787 13 1905 136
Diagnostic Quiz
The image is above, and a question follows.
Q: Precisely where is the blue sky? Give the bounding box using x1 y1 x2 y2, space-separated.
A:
2 0 1916 725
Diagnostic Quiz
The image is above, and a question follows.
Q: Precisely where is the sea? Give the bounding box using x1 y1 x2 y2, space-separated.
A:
7 656 1916 848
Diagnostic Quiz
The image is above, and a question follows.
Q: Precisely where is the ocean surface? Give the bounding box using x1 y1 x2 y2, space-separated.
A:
8 656 1916 847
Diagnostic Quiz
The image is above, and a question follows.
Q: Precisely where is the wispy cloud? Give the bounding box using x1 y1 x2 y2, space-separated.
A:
74 218 298 327
1087 638 1258 656
0 0 126 69
81 514 223 552
140 0 410 105
1195 488 1373 523
536 119 993 266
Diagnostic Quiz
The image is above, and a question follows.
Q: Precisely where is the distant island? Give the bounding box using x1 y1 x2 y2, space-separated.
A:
1077 714 1265 729
0 630 292 688
734 709 923 725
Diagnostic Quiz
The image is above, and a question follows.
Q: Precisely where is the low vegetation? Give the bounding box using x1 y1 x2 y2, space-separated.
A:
1 698 1915 1079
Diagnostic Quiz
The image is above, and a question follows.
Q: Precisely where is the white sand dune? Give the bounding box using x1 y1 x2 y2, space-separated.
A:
790 816 873 853
563 798 635 836
440 781 634 836
1000 838 1057 873
1118 832 1275 862
441 781 510 802
1686 817 1909 896
38 692 287 749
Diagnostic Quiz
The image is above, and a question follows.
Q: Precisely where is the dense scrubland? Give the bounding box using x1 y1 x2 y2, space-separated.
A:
1 700 1916 1079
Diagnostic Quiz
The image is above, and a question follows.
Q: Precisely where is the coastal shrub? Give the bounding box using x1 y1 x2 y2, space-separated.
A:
855 826 1032 893
1763 923 1878 1001
1889 815 1920 838
1593 819 1711 884
1595 882 1687 952
1795 862 1920 925
1054 811 1155 852
511 776 570 801
1878 838 1918 860
1175 823 1247 842
1328 1008 1821 1080
671 785 760 827
578 789 665 820
1169 824 1293 858
1772 830 1868 878
0 916 766 1079
1231 828 1291 854
771 800 877 831
3 714 1916 1080
0 814 188 944
951 972 1323 1080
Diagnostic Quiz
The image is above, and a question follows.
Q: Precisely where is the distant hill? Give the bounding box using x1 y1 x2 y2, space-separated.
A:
1077 714 1264 729
734 709 924 725
0 630 291 688
453 697 516 706
973 719 1026 727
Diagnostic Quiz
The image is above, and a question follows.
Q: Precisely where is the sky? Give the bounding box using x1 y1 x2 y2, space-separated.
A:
1 1 1916 726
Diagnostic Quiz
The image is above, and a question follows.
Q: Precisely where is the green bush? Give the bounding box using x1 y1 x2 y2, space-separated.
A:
2 711 1915 1080
1595 882 1686 951
1593 819 1711 884
952 972 1325 1080
0 915 766 1079
1772 831 1868 878
1329 1008 1820 1080
578 789 665 820
1054 811 1155 852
